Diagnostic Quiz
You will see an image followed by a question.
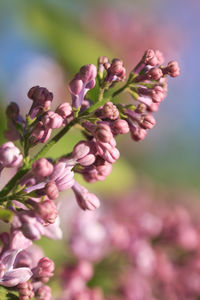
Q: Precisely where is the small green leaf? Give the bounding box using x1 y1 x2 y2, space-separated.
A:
125 104 136 111
26 115 36 126
0 208 14 223
0 286 19 299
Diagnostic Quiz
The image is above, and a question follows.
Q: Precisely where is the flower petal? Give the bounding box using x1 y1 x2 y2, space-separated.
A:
1 249 20 271
0 267 32 287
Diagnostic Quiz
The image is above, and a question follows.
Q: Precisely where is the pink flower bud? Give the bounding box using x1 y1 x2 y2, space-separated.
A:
69 78 84 96
35 257 54 283
104 62 111 70
36 285 52 300
18 282 34 300
147 67 163 81
6 102 20 119
164 60 180 77
28 86 53 106
0 142 23 168
77 154 96 167
152 86 166 103
147 102 160 112
31 122 45 140
72 141 96 166
95 123 113 143
106 59 126 82
55 102 72 119
143 49 158 66
140 115 156 130
79 64 97 82
45 181 59 200
42 111 63 129
101 102 119 120
130 126 147 141
72 141 91 160
98 56 109 65
72 182 100 211
111 119 130 134
110 59 124 75
36 200 58 224
32 158 54 178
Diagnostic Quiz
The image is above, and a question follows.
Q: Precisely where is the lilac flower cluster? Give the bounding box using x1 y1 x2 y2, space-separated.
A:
0 49 179 298
59 188 200 300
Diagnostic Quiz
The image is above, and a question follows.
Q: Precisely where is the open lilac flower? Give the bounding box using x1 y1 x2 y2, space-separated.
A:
0 249 32 287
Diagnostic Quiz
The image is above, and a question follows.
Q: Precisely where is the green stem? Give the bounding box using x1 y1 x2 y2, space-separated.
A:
111 83 128 98
98 87 105 101
0 166 29 198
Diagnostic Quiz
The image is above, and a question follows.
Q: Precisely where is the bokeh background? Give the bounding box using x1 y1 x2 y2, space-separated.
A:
0 0 200 298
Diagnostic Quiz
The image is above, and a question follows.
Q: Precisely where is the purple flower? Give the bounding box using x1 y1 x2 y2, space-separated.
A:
0 249 32 287
49 162 75 192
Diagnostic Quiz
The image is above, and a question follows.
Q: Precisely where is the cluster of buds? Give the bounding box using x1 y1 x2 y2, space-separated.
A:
0 50 179 298
0 231 54 300
4 86 73 147
98 56 126 83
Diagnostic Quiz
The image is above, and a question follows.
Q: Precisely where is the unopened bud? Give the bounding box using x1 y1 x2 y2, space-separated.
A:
111 119 129 134
140 115 156 130
42 111 63 129
95 123 113 143
6 102 20 119
79 64 97 82
36 285 52 300
164 60 180 77
35 257 55 283
36 200 58 224
147 68 163 81
55 102 72 119
143 49 158 66
45 181 59 200
98 56 109 65
102 102 119 120
32 158 54 178
130 127 147 141
72 182 100 211
69 78 83 96
28 86 53 104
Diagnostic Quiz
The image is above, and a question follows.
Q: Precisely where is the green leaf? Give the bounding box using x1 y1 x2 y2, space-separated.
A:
0 286 19 300
0 208 14 223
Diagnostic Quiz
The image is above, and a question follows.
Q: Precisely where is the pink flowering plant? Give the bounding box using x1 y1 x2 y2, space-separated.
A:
0 50 179 299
